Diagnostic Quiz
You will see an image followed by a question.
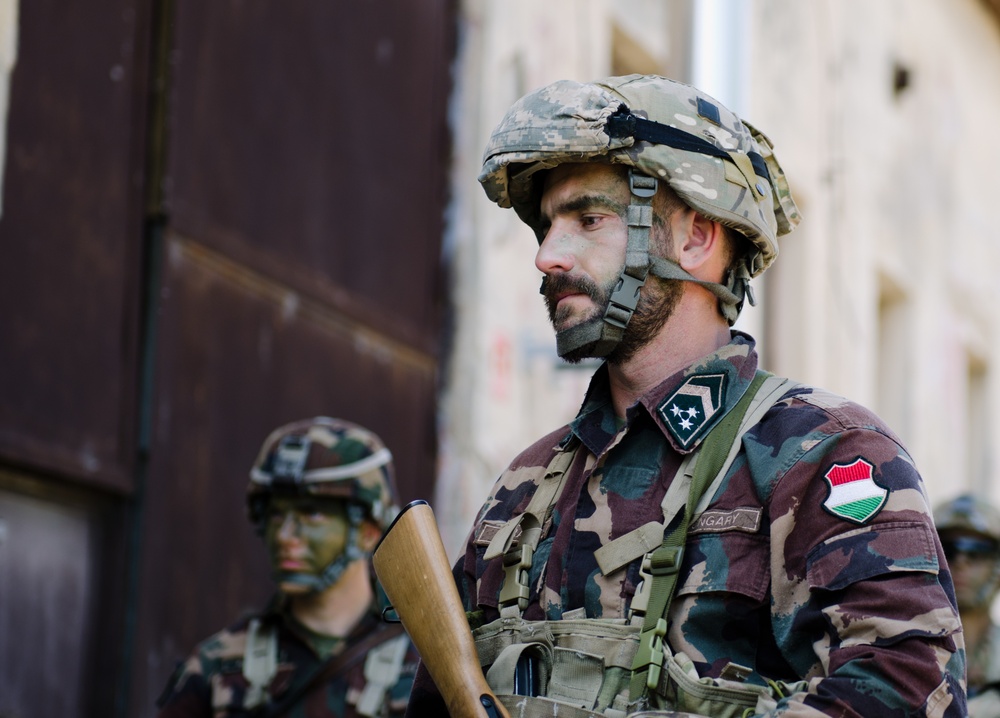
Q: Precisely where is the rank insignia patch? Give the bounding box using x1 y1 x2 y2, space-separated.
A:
822 457 887 524
658 373 727 449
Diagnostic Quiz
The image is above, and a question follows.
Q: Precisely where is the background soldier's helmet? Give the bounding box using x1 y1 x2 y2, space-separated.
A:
246 416 399 534
479 74 801 276
934 494 1000 544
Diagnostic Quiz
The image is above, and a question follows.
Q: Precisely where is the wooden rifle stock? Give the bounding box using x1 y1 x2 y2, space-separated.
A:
373 500 508 718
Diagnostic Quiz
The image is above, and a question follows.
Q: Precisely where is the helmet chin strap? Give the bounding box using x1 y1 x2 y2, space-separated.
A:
554 171 655 358
553 169 753 359
647 255 753 326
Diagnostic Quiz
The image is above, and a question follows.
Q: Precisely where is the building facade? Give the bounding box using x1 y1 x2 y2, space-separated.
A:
4 1 1000 715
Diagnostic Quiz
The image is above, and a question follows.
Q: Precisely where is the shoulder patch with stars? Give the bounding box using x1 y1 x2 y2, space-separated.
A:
657 373 727 449
821 457 888 524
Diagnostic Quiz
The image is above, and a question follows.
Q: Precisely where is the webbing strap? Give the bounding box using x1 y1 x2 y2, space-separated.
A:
556 171 657 358
243 618 278 709
356 633 410 717
647 256 741 308
600 172 656 354
692 374 799 517
629 370 774 698
257 623 406 718
594 520 665 577
645 231 752 327
605 105 771 183
485 440 577 562
488 438 578 616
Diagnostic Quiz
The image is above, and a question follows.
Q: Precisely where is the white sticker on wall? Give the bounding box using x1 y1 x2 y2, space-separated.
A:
0 0 19 218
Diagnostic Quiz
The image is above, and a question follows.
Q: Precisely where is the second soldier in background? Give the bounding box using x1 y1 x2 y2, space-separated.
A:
157 417 418 717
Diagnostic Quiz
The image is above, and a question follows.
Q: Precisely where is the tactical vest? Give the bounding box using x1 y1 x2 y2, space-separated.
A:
240 618 410 717
474 372 806 717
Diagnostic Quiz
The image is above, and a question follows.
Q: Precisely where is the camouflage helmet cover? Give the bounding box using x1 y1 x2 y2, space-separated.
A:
247 417 399 531
933 493 1000 543
479 74 801 277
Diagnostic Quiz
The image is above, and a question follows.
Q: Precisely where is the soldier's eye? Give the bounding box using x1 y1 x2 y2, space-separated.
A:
298 503 335 524
265 509 287 525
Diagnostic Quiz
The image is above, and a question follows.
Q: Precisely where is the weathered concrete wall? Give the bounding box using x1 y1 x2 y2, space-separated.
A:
437 0 1000 555
750 0 1000 507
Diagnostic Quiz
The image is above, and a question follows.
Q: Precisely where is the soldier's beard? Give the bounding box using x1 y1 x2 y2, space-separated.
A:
542 271 682 365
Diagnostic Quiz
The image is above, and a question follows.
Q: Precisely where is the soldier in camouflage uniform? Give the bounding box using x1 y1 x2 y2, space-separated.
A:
157 417 418 717
406 75 965 716
935 494 1000 717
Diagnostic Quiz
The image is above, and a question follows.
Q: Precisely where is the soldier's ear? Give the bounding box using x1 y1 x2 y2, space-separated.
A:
676 210 727 281
358 520 382 552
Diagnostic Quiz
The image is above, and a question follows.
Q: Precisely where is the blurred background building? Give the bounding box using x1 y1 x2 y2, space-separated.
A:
1 0 999 716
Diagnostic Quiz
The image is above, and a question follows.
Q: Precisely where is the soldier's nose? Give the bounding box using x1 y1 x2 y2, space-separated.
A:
536 227 576 275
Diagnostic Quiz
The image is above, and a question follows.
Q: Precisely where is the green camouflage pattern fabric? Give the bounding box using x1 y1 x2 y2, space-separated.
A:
156 597 418 717
407 333 965 717
479 75 801 277
247 417 399 531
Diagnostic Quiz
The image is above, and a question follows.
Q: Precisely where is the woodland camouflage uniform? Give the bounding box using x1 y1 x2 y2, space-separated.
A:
428 336 964 716
406 75 966 717
156 597 417 717
157 418 418 717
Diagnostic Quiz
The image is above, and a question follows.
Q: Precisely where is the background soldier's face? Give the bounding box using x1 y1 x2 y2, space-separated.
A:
941 531 1000 611
263 497 350 594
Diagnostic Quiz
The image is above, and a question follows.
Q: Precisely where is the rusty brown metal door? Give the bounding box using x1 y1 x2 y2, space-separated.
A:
0 0 152 714
0 1 455 716
130 1 456 715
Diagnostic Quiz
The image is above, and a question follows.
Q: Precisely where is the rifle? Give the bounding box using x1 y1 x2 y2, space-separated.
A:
372 500 508 718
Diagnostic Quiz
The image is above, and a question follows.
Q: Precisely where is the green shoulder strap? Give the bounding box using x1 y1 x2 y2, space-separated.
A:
629 370 789 699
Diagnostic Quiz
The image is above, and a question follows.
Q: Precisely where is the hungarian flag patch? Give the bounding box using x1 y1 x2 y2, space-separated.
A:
822 457 887 524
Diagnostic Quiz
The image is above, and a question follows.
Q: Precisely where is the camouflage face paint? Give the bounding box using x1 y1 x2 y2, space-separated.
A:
263 496 350 594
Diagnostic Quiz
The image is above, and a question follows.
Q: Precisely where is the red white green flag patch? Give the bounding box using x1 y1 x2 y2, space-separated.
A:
822 458 887 524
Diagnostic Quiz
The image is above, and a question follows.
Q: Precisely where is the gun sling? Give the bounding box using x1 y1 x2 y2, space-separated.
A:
254 622 406 717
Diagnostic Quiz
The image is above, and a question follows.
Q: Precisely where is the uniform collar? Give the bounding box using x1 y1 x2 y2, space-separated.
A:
571 332 759 455
265 592 382 657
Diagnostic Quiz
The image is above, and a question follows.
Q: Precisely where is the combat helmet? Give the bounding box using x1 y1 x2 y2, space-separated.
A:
934 494 1000 544
934 494 1000 609
247 416 399 592
479 74 801 358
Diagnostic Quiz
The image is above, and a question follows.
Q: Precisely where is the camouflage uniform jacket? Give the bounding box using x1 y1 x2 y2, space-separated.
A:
157 595 418 717
407 333 966 717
